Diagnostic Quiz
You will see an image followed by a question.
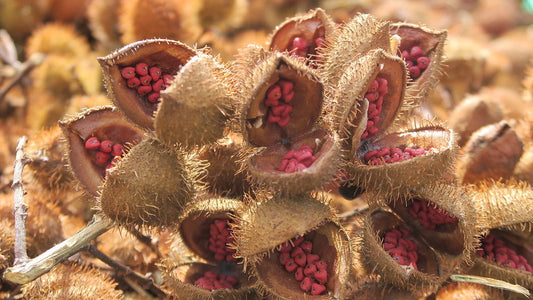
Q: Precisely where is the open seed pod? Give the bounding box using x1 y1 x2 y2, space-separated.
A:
359 209 442 295
330 49 407 154
457 121 524 185
59 106 145 196
268 8 336 66
390 23 446 102
387 184 477 257
320 14 391 88
346 125 457 197
98 138 201 228
232 194 353 299
155 53 232 147
98 39 197 129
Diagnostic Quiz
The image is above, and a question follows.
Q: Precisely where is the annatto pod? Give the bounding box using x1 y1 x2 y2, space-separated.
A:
359 209 442 296
268 8 336 67
390 23 446 102
232 194 353 299
155 53 232 148
98 39 197 129
329 49 407 154
456 121 524 185
468 180 533 289
434 282 504 300
59 106 145 196
98 138 201 228
346 125 457 197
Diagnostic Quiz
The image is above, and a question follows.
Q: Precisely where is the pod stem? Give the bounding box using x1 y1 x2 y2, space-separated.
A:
450 274 530 297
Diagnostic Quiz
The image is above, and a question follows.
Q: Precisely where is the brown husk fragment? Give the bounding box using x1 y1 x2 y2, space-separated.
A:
59 106 145 196
98 39 197 129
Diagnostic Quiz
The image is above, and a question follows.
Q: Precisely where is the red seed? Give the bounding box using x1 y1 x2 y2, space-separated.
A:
303 263 317 276
152 79 166 92
120 66 136 79
285 259 298 272
99 140 113 153
292 37 308 51
293 237 304 246
315 260 327 271
368 79 379 93
401 50 410 60
311 283 326 295
417 56 430 69
278 80 294 96
410 46 423 58
295 253 307 266
295 267 304 281
95 151 111 165
149 66 162 81
291 246 304 258
283 91 295 103
279 252 291 265
147 92 160 103
314 268 328 284
300 241 312 253
137 85 152 96
307 254 320 265
85 137 100 150
408 66 421 79
111 144 124 156
163 74 174 85
135 62 149 76
267 113 281 123
127 77 141 88
266 85 282 102
284 160 297 173
140 75 152 86
314 36 325 48
271 104 286 116
282 104 293 116
300 277 312 292
277 115 290 127
278 241 293 253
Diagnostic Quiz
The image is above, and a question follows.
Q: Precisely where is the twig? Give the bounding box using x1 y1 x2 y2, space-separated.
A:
82 244 168 299
450 274 530 297
12 136 29 265
0 53 45 102
126 227 162 258
3 215 113 284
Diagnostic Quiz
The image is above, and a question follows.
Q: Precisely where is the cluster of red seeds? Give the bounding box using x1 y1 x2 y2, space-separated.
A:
264 79 295 127
400 46 429 80
208 219 237 263
364 146 430 165
119 62 174 104
194 270 238 291
84 136 124 171
408 199 458 230
382 228 419 270
360 76 389 140
289 36 325 59
477 234 533 272
276 236 328 295
278 145 316 173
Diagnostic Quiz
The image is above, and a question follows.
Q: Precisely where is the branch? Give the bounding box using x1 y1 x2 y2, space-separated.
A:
0 53 45 102
3 215 113 284
12 136 29 265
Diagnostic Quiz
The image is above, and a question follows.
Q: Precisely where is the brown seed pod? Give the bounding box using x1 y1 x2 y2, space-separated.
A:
155 53 232 147
434 282 504 300
346 125 457 197
359 209 442 295
59 106 145 196
98 39 197 129
329 49 407 154
198 0 247 32
457 121 524 185
390 23 446 103
98 138 202 228
268 8 336 67
87 0 122 50
25 22 91 58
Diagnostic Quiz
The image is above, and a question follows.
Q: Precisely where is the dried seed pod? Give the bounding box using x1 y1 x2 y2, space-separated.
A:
98 138 201 228
155 54 232 147
269 8 336 67
330 49 407 154
21 263 123 299
87 0 122 50
457 121 523 185
320 14 391 88
390 23 446 102
198 0 247 32
347 125 457 197
98 39 197 129
359 209 442 295
25 22 90 58
60 106 145 196
434 282 504 300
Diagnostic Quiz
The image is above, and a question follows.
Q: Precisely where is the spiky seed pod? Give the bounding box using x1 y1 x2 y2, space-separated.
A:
198 0 247 32
245 128 343 194
25 23 90 58
21 263 123 300
118 0 202 45
87 0 122 50
98 138 201 228
228 45 269 82
387 184 477 257
320 14 391 88
359 209 442 295
513 145 533 185
329 49 407 154
30 56 85 100
0 219 14 273
457 121 523 185
98 39 197 129
60 106 145 196
346 125 457 198
390 23 446 103
268 8 336 67
155 54 232 147
237 52 322 147
232 194 353 299
435 282 504 300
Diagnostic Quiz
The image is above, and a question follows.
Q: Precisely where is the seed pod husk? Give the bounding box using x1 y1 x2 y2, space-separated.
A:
346 125 457 197
59 106 145 196
98 39 197 129
25 22 90 58
457 121 523 185
434 282 504 300
87 0 122 50
390 23 446 102
330 49 407 154
155 53 232 147
359 209 442 294
98 138 200 228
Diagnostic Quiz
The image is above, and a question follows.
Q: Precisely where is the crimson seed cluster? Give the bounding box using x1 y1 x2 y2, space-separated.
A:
477 234 533 272
363 146 430 165
84 136 124 171
208 219 237 263
276 237 328 295
278 145 316 173
360 76 389 140
193 271 239 291
382 228 419 270
408 199 458 230
400 46 429 80
264 79 295 127
119 62 174 103
289 35 325 59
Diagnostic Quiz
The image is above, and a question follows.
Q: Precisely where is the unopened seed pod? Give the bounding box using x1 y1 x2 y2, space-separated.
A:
60 106 145 196
87 0 122 50
25 22 90 58
98 39 197 129
155 54 232 147
98 138 201 228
